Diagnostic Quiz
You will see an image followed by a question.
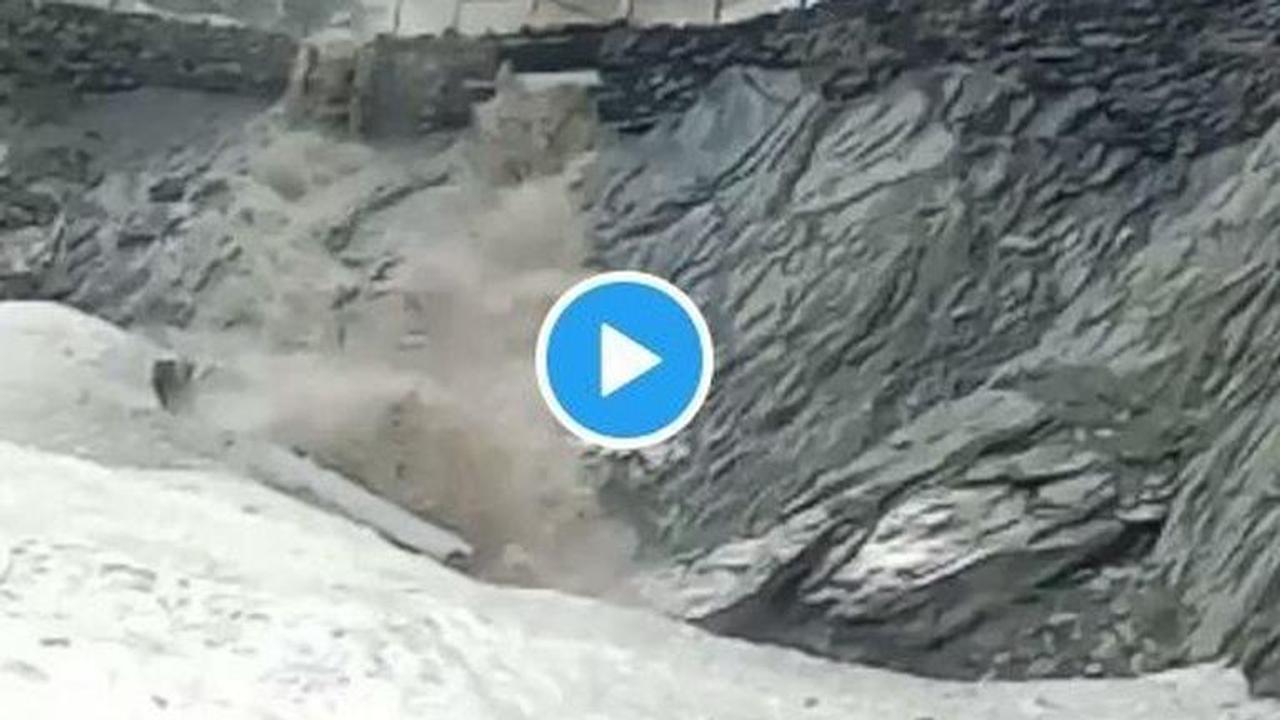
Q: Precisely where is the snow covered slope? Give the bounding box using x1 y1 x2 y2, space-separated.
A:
0 300 472 562
0 301 1277 719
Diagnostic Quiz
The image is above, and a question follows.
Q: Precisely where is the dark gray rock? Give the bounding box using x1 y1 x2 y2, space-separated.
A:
0 1 296 99
150 357 196 412
148 175 187 203
8 0 1280 701
119 207 174 247
586 0 1280 693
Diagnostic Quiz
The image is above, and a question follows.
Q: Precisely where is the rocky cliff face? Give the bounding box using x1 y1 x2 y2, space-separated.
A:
7 0 1280 702
585 0 1280 695
2 306 1275 719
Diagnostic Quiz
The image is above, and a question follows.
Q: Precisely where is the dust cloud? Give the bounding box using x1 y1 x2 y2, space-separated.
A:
173 90 638 597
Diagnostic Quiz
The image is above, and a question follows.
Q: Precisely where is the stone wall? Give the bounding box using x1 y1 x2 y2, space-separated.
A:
353 33 500 136
594 0 1280 146
0 1 297 101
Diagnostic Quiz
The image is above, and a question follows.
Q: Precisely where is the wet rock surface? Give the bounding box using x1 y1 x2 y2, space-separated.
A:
7 0 1280 703
586 0 1280 694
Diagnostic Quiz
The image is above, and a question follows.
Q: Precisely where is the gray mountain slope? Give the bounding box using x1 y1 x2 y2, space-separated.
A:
8 0 1280 703
0 300 1277 719
587 58 1280 692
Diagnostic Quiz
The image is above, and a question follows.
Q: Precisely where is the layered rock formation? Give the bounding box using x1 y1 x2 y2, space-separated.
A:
1 305 1274 719
585 0 1280 695
7 0 1280 703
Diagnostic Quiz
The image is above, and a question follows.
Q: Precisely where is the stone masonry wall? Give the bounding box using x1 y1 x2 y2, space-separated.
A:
0 1 297 101
594 0 1280 147
353 33 500 136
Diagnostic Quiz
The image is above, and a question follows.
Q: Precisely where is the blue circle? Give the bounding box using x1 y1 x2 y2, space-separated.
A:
539 274 712 447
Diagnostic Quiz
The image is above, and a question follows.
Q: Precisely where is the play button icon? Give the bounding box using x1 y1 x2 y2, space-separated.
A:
600 324 662 397
536 271 714 449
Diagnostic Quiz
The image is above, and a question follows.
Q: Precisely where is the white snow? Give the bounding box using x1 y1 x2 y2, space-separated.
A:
0 301 470 562
0 301 1277 718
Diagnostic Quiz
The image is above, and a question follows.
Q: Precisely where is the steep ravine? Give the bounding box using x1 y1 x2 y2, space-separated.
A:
6 0 1280 705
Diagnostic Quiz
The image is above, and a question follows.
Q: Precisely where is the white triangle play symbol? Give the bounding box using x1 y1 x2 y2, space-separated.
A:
600 323 662 398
